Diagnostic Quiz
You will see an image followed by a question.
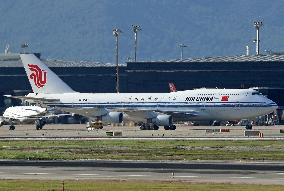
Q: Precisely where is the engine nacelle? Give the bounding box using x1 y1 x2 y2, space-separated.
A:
101 112 123 124
152 114 172 126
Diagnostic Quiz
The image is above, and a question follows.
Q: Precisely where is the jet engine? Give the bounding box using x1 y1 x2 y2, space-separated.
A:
152 114 172 126
101 112 123 124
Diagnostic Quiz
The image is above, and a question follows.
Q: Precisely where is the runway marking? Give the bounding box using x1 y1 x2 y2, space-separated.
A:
126 175 149 177
276 173 284 175
174 175 199 178
93 176 116 178
75 174 99 176
230 176 254 179
23 173 49 175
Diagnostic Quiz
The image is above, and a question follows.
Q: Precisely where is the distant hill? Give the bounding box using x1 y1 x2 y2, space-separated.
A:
0 0 283 63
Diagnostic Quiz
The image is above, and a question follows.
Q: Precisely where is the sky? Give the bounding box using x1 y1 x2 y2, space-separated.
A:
0 0 283 63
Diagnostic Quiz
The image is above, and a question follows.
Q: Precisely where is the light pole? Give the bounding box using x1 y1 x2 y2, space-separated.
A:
179 43 187 60
113 28 122 93
253 21 263 55
21 43 29 53
132 25 141 62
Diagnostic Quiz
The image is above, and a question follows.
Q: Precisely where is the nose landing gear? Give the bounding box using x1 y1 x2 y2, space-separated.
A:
35 119 46 130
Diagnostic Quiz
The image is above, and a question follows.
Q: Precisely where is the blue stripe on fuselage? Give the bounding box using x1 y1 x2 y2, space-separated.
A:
45 102 275 108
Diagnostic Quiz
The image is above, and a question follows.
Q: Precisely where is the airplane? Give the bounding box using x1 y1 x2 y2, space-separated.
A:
0 105 74 130
0 105 47 130
15 53 278 130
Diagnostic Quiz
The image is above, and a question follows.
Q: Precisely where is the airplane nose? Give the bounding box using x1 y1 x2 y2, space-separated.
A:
273 104 278 110
267 99 278 111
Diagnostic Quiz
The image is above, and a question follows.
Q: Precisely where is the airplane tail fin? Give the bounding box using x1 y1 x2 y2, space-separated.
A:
20 54 76 94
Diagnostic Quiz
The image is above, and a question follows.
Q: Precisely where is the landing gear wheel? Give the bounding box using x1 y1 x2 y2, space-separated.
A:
212 121 221 126
9 125 15 130
170 125 176 130
35 119 45 130
145 123 150 130
140 123 159 130
140 124 146 130
245 124 253 130
164 126 170 130
153 124 159 130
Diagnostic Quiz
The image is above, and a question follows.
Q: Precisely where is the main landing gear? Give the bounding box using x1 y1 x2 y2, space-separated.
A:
245 124 253 130
8 120 15 130
164 125 176 130
139 123 176 130
35 119 46 130
9 125 15 130
139 123 159 130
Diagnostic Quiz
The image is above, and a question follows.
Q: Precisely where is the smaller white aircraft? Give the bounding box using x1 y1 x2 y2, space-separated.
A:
0 106 59 130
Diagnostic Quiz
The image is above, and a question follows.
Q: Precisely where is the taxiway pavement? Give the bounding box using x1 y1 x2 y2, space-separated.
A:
0 124 284 140
0 160 284 185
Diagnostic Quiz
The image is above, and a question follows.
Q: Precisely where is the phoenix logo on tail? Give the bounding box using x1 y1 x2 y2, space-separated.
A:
28 64 47 88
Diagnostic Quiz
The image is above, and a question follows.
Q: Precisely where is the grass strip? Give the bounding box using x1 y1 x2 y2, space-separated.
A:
0 180 283 191
0 140 283 160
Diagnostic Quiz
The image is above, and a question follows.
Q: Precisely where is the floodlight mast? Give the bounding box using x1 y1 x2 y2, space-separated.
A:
132 25 141 62
21 43 29 54
179 43 187 60
254 21 263 55
113 28 122 93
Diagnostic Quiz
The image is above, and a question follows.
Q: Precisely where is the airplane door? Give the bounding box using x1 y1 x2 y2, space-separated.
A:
235 101 240 110
199 100 206 111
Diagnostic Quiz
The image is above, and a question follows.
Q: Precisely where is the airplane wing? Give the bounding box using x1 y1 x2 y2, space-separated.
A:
4 95 60 102
123 109 199 122
5 94 200 123
171 110 199 117
4 95 60 108
5 95 109 119
58 107 109 119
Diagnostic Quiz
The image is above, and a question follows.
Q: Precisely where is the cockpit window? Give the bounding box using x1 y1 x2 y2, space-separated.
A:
252 92 262 95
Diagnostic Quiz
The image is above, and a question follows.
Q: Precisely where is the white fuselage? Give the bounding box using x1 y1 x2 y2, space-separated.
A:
27 88 277 121
2 106 47 123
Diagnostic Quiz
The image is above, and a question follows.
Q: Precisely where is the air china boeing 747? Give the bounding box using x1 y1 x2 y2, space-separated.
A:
17 54 277 130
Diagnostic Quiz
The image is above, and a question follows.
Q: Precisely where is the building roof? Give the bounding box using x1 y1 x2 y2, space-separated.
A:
146 54 284 63
0 53 116 67
2 53 284 68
